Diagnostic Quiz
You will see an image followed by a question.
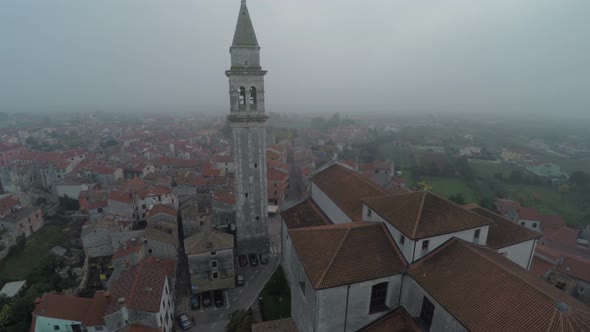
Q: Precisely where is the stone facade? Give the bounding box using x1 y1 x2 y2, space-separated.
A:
226 0 270 255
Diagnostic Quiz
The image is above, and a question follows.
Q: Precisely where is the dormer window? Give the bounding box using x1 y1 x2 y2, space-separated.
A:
474 229 481 244
367 209 372 217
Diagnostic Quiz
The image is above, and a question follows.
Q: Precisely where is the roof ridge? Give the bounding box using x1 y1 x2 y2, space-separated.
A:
316 227 351 288
339 166 387 195
411 191 427 238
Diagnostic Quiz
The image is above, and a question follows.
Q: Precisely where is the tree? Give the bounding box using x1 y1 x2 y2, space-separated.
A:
569 171 590 188
226 309 256 332
559 184 570 202
417 181 432 191
449 193 465 205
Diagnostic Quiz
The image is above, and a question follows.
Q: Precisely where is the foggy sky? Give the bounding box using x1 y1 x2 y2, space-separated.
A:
1 0 589 116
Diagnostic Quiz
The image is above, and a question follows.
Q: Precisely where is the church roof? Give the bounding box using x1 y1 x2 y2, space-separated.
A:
466 205 542 249
312 163 386 221
232 0 259 47
289 222 406 289
409 238 590 332
362 191 492 240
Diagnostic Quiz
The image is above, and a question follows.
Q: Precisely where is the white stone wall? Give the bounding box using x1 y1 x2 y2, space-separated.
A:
311 183 352 223
412 226 489 262
496 239 537 269
519 218 541 231
363 204 414 262
400 276 468 332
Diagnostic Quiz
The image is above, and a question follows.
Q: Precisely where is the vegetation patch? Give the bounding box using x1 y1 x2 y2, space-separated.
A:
259 265 291 321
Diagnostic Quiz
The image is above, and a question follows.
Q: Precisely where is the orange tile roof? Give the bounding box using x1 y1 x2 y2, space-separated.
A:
108 191 133 204
281 199 332 230
409 238 590 332
359 307 421 332
147 204 177 218
467 206 541 249
313 163 386 221
32 291 107 327
268 168 288 182
289 222 406 289
362 192 492 240
106 256 176 315
545 227 581 247
112 240 144 260
518 206 541 221
529 256 555 277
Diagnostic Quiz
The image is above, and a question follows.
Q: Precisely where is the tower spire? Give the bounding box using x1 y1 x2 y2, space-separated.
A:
232 0 259 47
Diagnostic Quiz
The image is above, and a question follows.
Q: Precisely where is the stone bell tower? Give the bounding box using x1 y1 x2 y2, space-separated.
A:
226 0 269 255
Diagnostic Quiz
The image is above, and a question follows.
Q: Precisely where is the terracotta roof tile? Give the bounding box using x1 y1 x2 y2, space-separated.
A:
106 256 176 315
518 206 541 221
146 204 177 218
108 190 133 204
289 222 406 289
312 163 386 221
545 227 581 247
32 291 107 327
362 192 492 240
281 199 331 230
409 238 590 332
359 308 421 332
467 206 541 249
184 230 234 254
540 214 566 233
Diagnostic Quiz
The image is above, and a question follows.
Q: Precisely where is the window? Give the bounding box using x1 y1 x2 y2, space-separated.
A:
400 235 405 245
520 222 525 226
579 287 585 294
211 260 218 268
367 209 372 217
245 193 248 198
249 86 257 106
419 296 435 329
274 183 277 187
274 191 278 195
200 221 204 226
474 229 481 243
532 223 537 228
212 271 219 279
53 326 60 331
238 87 246 107
299 281 305 296
369 282 388 313
148 249 153 254
254 163 258 168
256 216 259 221
211 251 216 256
422 240 430 252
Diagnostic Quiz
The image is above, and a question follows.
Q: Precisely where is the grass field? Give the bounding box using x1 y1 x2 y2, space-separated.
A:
469 160 518 178
0 221 69 280
259 266 291 321
419 176 479 203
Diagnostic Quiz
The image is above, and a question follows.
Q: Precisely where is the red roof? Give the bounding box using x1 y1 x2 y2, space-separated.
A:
89 201 108 210
0 195 19 214
147 204 177 218
112 240 143 260
268 168 288 182
540 215 566 233
202 168 222 177
213 154 233 163
32 291 107 327
495 198 520 214
108 191 133 204
544 226 580 247
518 206 540 221
106 256 176 314
214 191 235 205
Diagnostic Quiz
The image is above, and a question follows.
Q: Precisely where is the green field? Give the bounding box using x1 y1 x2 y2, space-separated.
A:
0 221 69 280
259 266 291 321
418 176 478 203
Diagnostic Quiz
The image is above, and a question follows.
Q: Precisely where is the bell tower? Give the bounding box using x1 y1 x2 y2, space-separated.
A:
226 0 269 255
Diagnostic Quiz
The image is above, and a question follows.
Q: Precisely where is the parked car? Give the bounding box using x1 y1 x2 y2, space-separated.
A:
238 255 248 267
201 291 212 307
213 290 224 307
191 294 200 310
248 254 258 266
259 253 269 265
236 274 245 286
177 313 193 330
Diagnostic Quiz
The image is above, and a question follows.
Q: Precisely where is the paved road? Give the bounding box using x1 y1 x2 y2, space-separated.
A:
185 256 279 332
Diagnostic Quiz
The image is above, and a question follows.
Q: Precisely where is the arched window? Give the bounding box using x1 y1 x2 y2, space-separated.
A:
238 87 246 108
249 86 257 106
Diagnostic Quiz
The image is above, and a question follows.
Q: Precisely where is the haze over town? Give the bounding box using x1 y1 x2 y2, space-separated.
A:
1 0 589 115
0 1 589 332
